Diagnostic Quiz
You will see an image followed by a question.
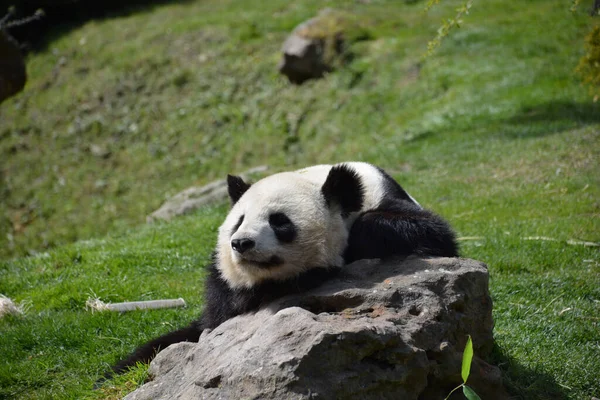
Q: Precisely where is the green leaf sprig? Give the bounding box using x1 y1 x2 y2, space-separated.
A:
444 335 482 400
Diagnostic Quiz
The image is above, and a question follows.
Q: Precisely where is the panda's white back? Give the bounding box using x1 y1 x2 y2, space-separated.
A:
296 162 400 212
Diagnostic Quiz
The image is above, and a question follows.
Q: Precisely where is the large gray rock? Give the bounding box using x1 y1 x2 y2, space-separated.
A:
147 166 268 222
125 257 508 400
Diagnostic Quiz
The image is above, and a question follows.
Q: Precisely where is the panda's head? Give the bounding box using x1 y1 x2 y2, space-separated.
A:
216 165 364 288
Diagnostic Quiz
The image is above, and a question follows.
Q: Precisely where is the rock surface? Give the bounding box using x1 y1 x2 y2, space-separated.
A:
125 257 508 400
147 166 268 222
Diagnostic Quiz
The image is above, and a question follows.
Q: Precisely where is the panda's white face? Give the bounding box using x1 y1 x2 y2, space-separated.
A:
217 172 348 288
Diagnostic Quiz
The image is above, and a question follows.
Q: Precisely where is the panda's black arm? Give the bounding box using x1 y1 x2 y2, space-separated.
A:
344 199 459 262
107 320 204 376
97 264 236 385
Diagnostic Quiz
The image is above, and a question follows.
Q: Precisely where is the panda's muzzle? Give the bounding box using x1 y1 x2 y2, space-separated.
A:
231 238 255 253
245 255 284 269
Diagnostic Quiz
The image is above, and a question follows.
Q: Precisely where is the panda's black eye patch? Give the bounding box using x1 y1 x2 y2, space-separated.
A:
231 215 244 235
269 212 297 243
269 212 291 227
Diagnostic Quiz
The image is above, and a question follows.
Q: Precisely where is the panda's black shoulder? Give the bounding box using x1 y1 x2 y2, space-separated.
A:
202 258 342 329
202 260 264 328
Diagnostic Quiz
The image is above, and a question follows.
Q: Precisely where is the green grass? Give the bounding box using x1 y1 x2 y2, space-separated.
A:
0 206 224 399
1 0 599 398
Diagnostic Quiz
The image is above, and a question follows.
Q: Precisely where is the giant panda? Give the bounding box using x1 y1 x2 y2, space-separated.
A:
105 162 458 378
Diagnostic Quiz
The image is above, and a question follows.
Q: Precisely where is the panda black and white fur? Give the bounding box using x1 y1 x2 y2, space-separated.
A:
106 162 458 377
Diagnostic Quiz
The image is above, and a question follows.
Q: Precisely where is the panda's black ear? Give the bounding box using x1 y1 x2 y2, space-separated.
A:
321 164 364 216
227 175 251 205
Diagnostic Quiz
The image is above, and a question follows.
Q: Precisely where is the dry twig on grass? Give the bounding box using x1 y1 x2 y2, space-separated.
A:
86 298 187 312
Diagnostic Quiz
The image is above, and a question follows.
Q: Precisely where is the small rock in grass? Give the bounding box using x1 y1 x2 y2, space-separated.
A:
147 166 268 222
279 9 362 84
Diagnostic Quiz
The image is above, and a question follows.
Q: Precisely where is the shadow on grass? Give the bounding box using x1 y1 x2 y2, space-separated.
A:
2 0 193 51
503 101 600 139
490 343 568 400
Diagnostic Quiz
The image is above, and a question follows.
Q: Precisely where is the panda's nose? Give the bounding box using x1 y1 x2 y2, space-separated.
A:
231 238 255 253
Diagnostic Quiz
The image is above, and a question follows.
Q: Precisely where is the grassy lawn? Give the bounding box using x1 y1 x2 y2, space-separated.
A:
1 0 599 398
